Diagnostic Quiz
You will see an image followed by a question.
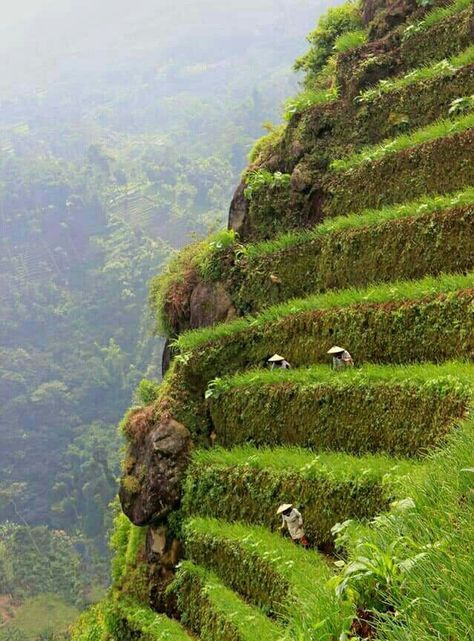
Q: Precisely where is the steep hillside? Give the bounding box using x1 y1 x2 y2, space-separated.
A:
73 0 474 639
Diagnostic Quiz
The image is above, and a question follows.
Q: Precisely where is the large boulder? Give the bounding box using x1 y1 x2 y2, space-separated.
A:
189 281 236 329
119 416 192 526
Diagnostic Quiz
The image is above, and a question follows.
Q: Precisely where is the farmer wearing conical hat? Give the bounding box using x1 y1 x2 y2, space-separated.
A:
268 354 291 370
327 346 354 371
277 503 308 547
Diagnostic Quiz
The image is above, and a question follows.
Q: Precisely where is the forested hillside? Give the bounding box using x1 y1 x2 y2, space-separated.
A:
0 1 331 637
72 0 474 639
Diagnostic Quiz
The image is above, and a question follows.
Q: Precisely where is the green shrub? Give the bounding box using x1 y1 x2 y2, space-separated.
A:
135 379 160 405
207 363 471 456
183 447 416 548
294 2 363 89
243 169 291 200
333 29 367 53
248 124 285 165
172 561 284 641
70 604 105 641
183 518 353 640
324 128 474 217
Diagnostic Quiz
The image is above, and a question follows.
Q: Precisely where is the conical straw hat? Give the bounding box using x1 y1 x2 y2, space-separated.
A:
327 346 345 355
268 354 285 362
276 503 293 515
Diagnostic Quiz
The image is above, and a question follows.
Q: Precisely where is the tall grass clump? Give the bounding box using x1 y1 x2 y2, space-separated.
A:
283 87 338 120
334 416 474 641
248 124 286 164
331 109 474 171
334 29 367 52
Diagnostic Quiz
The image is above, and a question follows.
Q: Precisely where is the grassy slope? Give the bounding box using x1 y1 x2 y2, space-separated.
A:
177 271 474 351
331 110 474 171
174 561 286 641
184 517 353 639
245 186 474 258
357 44 474 102
183 447 417 546
206 361 472 452
210 360 474 389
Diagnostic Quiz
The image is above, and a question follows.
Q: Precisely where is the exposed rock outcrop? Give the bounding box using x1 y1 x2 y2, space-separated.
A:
119 417 192 526
189 281 236 329
228 181 250 237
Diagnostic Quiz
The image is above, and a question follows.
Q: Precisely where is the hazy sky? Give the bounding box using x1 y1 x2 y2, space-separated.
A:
0 0 333 99
1 0 54 26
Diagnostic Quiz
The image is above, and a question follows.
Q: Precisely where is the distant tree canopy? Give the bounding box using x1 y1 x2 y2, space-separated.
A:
0 0 317 599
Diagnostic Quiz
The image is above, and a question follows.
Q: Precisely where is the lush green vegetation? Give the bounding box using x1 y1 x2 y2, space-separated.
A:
0 595 79 641
357 45 474 103
177 271 474 353
70 604 105 641
333 29 367 53
331 109 474 171
69 0 474 639
333 416 474 640
403 0 472 38
207 362 471 455
294 2 363 89
1 0 322 619
183 518 353 639
104 598 193 641
243 169 291 200
173 561 285 641
149 229 236 336
324 127 474 218
0 523 85 605
152 188 474 332
183 447 416 546
283 86 338 120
